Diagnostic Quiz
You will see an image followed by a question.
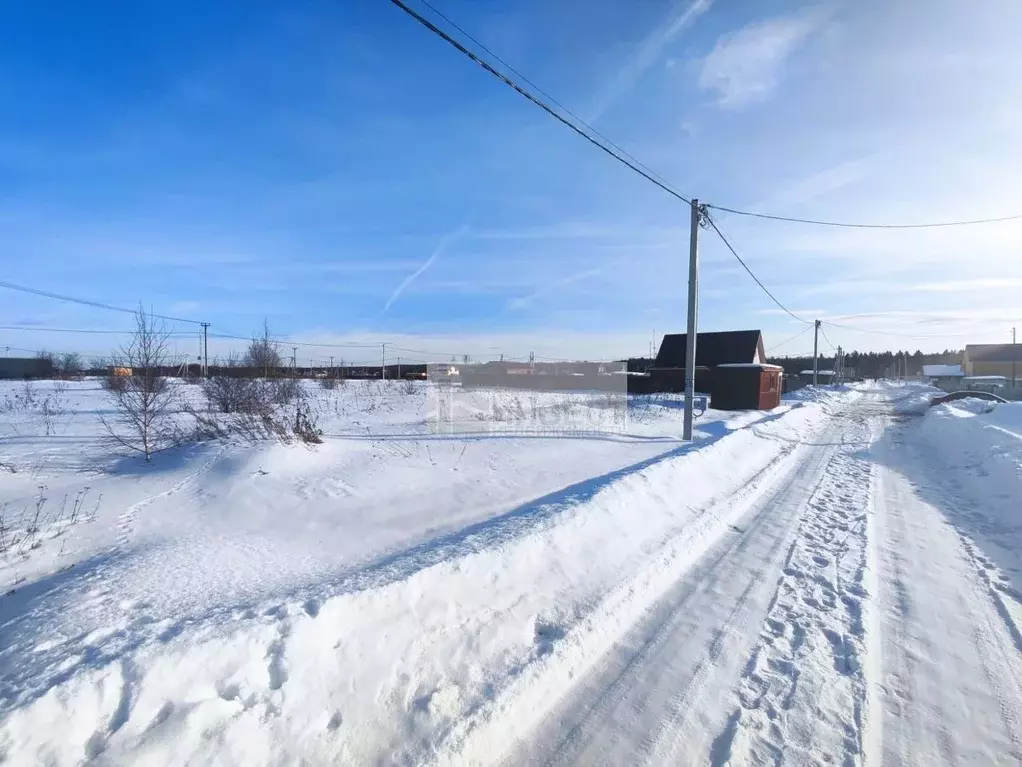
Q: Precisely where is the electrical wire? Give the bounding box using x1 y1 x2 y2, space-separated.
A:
705 204 1022 230
821 320 976 339
766 325 813 354
386 0 691 205
413 0 683 197
0 280 204 325
819 324 836 351
0 325 196 336
703 213 811 325
208 333 381 349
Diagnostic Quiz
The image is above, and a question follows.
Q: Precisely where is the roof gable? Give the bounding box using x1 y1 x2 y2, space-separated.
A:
655 330 764 368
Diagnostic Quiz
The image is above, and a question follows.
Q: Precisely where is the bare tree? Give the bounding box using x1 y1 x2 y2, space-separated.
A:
244 320 282 377
57 352 83 379
101 305 178 462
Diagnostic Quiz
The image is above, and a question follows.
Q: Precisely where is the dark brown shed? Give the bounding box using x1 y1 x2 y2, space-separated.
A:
710 364 783 411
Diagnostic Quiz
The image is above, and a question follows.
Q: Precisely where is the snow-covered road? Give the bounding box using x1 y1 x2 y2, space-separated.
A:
3 383 1022 765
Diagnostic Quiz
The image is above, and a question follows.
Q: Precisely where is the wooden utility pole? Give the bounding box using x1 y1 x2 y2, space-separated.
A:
1005 329 1013 390
813 319 821 386
201 322 209 377
381 343 387 380
683 199 700 441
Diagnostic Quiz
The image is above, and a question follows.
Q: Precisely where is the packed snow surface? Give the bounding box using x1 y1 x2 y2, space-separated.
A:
1 378 1021 765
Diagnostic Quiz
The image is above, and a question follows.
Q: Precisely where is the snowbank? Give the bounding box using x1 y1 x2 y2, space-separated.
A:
909 399 1022 602
891 384 942 415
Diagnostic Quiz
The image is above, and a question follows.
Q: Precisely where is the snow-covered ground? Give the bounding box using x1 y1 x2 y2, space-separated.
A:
1 379 1021 765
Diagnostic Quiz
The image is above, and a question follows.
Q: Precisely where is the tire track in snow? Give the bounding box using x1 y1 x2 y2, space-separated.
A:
711 416 876 766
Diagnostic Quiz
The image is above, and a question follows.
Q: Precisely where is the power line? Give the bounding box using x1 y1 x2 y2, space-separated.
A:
768 327 813 357
413 0 682 197
208 332 380 349
819 324 836 351
0 280 204 325
821 320 976 339
386 0 691 205
0 325 196 337
703 213 810 325
705 205 1022 230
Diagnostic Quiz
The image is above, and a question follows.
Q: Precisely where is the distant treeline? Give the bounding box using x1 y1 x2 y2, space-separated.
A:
767 349 964 378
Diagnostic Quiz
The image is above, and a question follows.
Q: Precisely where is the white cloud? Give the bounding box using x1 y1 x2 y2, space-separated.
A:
382 226 468 313
588 0 713 121
699 8 828 109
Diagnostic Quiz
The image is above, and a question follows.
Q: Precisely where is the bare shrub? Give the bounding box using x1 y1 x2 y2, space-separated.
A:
100 305 179 462
244 320 282 376
319 377 338 390
200 356 264 413
0 486 98 559
291 397 323 444
2 382 36 413
102 373 129 393
201 375 258 413
401 378 418 395
268 376 301 405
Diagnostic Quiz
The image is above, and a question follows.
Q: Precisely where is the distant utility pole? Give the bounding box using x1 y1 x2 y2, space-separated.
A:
292 346 298 377
381 342 387 380
397 357 401 380
683 199 701 441
812 319 821 386
201 322 209 377
329 355 334 379
1005 327 1013 390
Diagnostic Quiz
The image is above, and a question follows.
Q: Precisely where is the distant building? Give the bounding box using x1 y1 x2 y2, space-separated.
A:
800 369 837 384
0 357 54 379
964 344 1022 382
922 363 965 390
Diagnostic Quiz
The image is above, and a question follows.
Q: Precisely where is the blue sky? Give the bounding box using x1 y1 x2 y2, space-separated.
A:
2 0 1021 364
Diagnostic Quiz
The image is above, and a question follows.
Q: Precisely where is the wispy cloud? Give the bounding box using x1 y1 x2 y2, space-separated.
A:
505 262 618 312
750 155 877 212
383 226 468 313
588 0 713 121
911 278 1022 293
699 7 829 109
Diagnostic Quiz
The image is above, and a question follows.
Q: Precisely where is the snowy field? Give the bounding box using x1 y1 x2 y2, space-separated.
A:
1 379 1021 764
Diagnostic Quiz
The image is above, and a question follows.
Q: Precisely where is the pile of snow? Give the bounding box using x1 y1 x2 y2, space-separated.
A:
0 378 864 764
913 399 1022 578
933 397 999 416
890 384 941 415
